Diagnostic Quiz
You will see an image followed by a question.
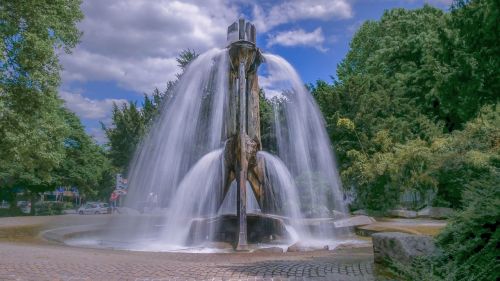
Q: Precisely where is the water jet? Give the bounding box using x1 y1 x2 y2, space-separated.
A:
69 19 354 253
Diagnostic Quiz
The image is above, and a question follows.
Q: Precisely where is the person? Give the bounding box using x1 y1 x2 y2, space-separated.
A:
110 191 119 213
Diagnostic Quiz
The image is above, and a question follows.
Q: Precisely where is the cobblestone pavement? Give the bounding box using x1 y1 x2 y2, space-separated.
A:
0 241 374 281
0 215 377 281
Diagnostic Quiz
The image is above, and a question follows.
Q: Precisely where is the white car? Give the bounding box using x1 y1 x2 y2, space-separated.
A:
78 202 110 215
0 200 9 209
17 201 31 214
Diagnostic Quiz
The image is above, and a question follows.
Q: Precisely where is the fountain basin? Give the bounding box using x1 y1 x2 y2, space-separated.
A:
41 213 293 252
38 213 366 253
187 213 290 246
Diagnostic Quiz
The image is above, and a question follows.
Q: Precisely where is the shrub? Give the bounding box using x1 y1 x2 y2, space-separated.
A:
390 168 500 281
435 170 500 280
35 201 64 216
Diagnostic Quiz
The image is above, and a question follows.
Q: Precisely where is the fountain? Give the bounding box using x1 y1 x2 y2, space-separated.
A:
65 19 354 252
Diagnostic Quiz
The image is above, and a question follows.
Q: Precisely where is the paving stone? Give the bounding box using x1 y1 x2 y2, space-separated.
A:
0 240 375 281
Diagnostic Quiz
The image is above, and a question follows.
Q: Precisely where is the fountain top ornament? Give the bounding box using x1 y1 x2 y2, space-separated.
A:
227 18 257 45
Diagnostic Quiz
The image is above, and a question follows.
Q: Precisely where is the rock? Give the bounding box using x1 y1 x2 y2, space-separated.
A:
333 215 376 228
317 206 331 218
253 247 284 253
387 209 417 218
417 207 454 219
287 242 327 252
326 241 370 251
372 232 437 265
352 209 367 216
331 210 349 219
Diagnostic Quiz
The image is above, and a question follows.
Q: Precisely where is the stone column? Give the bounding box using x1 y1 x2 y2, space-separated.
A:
236 59 248 251
225 18 263 251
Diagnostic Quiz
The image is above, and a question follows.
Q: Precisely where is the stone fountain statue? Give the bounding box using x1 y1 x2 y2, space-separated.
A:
222 19 266 250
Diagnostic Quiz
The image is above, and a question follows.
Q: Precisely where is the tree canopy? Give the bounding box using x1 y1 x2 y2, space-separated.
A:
103 89 164 171
309 2 499 212
0 0 111 210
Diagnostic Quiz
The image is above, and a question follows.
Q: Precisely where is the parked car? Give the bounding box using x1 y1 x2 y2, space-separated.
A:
16 201 31 214
0 200 10 209
78 202 110 215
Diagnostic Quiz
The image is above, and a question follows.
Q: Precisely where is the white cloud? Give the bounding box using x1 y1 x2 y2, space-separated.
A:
259 74 278 99
62 49 179 93
60 90 128 143
61 0 239 93
61 1 351 93
60 90 126 121
252 0 353 32
267 28 327 51
59 1 354 143
259 69 296 99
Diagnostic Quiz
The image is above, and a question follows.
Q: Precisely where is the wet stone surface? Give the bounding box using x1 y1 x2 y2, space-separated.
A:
217 260 374 280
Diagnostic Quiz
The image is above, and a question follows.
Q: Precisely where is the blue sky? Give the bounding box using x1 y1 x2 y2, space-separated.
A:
58 0 452 143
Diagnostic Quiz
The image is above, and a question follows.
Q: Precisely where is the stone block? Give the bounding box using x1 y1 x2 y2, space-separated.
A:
352 209 367 215
331 210 349 219
333 215 376 228
372 232 437 264
287 242 328 252
387 209 417 218
417 207 454 219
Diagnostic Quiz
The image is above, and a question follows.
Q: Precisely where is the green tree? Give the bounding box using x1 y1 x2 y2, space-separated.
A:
436 0 500 128
311 2 499 212
259 90 276 152
176 49 199 69
103 97 154 170
311 3 499 277
55 110 112 199
0 0 83 93
431 105 500 208
0 0 84 210
0 95 69 211
310 6 447 211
